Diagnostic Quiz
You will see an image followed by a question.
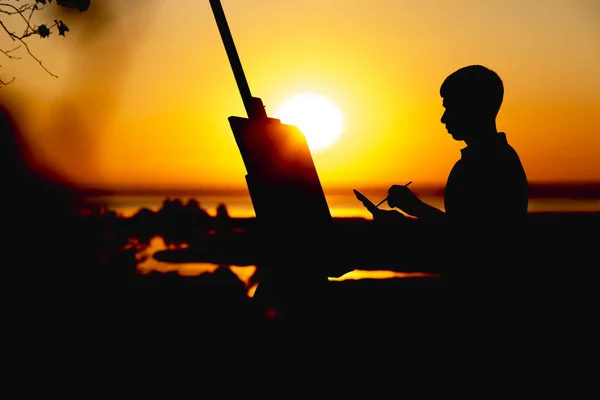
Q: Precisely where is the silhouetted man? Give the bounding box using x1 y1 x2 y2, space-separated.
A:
383 65 528 224
377 65 529 285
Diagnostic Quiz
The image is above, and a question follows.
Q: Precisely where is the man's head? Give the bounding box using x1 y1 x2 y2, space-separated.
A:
440 65 504 141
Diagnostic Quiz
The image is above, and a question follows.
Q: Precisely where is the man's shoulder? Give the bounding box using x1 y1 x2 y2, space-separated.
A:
497 135 529 186
501 144 527 176
499 133 522 157
448 157 466 176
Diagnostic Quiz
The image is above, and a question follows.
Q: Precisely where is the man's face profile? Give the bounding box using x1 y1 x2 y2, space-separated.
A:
440 96 476 141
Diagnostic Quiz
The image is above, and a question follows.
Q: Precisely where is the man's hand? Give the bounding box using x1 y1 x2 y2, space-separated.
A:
387 184 422 216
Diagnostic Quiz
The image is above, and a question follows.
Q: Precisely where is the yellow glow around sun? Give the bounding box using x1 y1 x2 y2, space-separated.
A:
273 92 344 152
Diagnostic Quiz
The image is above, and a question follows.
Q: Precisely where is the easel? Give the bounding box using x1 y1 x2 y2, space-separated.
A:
209 0 346 318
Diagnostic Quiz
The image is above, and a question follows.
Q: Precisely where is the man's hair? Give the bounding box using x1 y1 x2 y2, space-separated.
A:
440 65 504 116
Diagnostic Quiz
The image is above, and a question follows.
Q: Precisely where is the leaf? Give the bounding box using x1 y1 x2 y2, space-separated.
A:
55 20 70 37
37 24 51 38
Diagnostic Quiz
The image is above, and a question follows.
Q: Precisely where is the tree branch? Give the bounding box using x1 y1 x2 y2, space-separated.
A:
0 0 79 85
16 34 58 78
1 44 21 59
0 2 38 36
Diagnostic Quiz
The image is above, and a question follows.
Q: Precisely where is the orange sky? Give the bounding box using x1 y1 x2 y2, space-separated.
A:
1 0 599 190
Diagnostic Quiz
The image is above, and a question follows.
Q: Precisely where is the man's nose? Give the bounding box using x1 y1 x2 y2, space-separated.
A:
441 110 447 124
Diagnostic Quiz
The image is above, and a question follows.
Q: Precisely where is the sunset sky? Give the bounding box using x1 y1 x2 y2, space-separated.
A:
1 0 599 190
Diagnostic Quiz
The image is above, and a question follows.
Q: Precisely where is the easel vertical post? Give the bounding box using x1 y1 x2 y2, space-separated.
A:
209 0 267 120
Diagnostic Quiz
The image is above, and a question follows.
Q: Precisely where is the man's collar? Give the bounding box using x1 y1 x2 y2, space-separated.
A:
461 132 508 158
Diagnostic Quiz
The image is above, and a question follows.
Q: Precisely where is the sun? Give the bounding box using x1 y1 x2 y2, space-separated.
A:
273 92 344 152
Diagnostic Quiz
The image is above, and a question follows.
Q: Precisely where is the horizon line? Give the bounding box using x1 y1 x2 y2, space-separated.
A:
72 181 600 198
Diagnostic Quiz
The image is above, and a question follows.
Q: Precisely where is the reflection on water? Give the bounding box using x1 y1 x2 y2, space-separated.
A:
136 237 439 297
136 237 258 295
329 270 438 281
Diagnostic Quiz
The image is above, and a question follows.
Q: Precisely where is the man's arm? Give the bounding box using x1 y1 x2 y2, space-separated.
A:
386 185 446 223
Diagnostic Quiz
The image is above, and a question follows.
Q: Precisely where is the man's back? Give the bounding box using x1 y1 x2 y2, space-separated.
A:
441 132 528 286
